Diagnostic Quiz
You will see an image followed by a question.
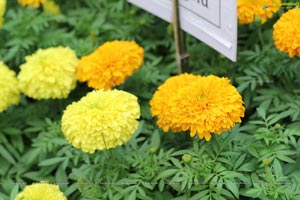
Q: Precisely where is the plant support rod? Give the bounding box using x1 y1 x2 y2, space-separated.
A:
173 0 189 73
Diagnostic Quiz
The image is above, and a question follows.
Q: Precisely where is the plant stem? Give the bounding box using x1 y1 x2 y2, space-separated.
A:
173 0 189 73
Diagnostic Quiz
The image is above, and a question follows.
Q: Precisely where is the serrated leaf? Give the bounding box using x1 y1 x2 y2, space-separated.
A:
276 155 295 163
156 169 177 180
257 107 266 119
238 162 257 172
3 127 21 135
127 189 136 200
241 188 261 198
150 130 161 149
38 157 66 166
10 184 19 200
21 148 41 165
190 190 209 200
224 180 239 199
0 144 16 164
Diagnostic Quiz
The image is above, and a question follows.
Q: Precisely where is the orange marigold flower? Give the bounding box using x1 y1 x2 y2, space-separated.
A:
273 8 300 57
77 40 144 89
18 0 46 7
150 74 245 141
238 0 281 24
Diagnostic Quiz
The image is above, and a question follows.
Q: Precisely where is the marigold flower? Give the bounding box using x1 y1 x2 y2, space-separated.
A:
273 8 300 57
18 46 78 99
61 89 140 153
238 0 281 24
0 0 5 28
18 0 46 7
15 182 67 200
76 40 144 89
43 0 60 15
0 62 19 112
150 74 245 141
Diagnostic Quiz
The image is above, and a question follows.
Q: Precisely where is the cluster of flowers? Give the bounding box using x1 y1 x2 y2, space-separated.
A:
1 40 144 199
1 42 246 198
3 0 299 198
1 0 60 29
238 0 300 57
0 40 144 148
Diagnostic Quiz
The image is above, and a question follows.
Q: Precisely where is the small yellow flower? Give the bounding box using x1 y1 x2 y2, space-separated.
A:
0 0 6 28
61 89 140 153
238 0 281 24
43 0 60 15
77 40 144 89
15 182 67 200
18 46 79 99
262 158 270 166
0 62 19 112
18 0 46 7
150 74 245 141
273 8 300 57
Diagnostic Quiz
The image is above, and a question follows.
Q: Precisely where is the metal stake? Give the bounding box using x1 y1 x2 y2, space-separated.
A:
173 0 189 73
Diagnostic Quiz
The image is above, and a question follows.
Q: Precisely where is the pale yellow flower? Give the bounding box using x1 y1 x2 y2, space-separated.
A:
61 89 140 153
15 182 67 200
43 0 60 15
18 46 78 99
0 62 19 112
0 0 6 28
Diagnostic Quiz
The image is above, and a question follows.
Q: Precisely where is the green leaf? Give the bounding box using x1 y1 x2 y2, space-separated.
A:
268 110 295 125
257 107 266 119
10 184 19 200
3 127 21 136
158 180 165 192
38 157 66 166
127 189 137 200
238 162 257 172
64 183 78 196
233 154 246 170
241 188 261 198
156 169 178 180
190 190 209 200
224 180 239 199
21 148 41 165
150 130 161 149
276 155 295 163
170 158 182 169
0 144 16 164
55 165 68 190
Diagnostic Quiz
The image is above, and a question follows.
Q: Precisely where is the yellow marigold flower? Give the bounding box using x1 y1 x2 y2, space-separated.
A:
77 40 144 89
18 0 46 7
15 182 67 200
43 0 60 15
0 0 6 28
0 62 19 112
273 8 300 57
238 0 281 24
61 89 140 153
150 74 245 141
18 46 78 99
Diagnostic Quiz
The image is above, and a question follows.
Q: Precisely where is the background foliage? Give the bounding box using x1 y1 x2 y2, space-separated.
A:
0 0 300 199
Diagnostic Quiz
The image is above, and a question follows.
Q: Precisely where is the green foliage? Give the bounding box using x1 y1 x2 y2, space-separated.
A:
1 0 300 199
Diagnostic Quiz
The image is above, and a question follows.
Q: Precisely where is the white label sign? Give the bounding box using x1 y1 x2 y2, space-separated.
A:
128 0 237 61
